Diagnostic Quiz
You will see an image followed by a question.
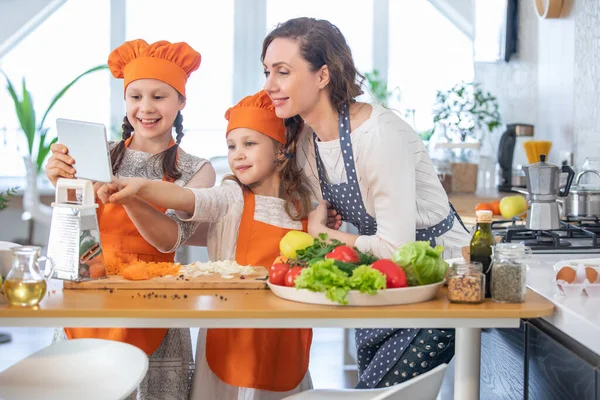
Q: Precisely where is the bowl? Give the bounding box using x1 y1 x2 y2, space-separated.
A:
0 242 19 279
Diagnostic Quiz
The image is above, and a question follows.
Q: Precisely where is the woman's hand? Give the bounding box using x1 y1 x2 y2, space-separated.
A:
45 143 76 186
327 206 343 230
97 178 147 204
308 200 331 237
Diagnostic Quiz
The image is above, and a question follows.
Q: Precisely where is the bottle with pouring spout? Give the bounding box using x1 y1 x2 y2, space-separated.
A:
4 246 55 307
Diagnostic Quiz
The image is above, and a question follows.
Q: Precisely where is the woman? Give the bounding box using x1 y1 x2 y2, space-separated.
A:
261 17 471 389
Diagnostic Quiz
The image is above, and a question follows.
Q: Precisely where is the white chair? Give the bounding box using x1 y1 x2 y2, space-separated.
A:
282 363 448 400
0 338 149 400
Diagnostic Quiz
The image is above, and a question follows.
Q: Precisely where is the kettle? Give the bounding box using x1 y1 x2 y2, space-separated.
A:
522 154 575 230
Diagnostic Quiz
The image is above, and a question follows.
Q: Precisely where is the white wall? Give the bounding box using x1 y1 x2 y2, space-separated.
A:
429 0 474 39
474 0 600 170
474 0 539 156
0 0 66 58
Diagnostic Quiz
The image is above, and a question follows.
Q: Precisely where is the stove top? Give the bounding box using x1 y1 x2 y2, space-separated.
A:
492 218 600 254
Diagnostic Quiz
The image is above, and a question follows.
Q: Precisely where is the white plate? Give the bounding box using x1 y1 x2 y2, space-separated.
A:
268 280 445 307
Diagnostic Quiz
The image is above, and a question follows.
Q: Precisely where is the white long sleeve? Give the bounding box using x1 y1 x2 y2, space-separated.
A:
296 104 471 259
353 121 417 258
176 181 243 223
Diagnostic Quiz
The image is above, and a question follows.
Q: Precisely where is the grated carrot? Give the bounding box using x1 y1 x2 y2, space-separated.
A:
106 259 181 281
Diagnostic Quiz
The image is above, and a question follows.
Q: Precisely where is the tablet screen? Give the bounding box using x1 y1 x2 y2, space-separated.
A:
56 118 114 183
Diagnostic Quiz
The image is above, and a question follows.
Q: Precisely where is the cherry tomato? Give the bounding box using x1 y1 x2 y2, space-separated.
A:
325 245 360 263
370 259 408 288
285 266 304 287
269 263 290 286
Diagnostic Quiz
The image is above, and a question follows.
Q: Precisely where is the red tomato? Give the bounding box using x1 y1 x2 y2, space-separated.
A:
325 245 360 263
269 263 290 286
370 259 408 288
285 266 304 287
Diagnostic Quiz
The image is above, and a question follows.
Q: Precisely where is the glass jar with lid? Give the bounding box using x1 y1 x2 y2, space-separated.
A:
491 243 532 303
447 260 485 304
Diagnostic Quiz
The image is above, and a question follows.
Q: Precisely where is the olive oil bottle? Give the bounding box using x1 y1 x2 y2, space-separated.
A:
4 279 47 307
470 210 494 297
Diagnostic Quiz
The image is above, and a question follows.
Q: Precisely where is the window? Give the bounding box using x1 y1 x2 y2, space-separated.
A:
387 0 474 134
126 0 234 160
266 0 374 80
0 0 110 177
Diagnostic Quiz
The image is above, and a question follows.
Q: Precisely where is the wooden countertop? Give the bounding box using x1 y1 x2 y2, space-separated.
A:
448 192 525 226
0 280 553 328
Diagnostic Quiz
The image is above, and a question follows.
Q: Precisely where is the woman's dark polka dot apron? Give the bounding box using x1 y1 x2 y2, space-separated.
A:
313 103 456 389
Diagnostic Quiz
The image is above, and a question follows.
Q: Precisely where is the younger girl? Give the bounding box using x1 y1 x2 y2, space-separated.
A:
45 39 215 399
99 90 314 400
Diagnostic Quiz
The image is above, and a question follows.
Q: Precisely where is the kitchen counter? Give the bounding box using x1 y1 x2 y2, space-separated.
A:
526 253 600 355
448 191 507 226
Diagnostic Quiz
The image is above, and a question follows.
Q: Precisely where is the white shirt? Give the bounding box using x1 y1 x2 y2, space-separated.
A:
296 103 470 259
176 181 303 261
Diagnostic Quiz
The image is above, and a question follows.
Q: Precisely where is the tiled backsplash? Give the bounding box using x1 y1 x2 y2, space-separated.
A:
573 0 600 168
474 0 599 170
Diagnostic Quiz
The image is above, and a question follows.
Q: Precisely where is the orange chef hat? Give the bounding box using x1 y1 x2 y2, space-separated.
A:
224 90 286 144
108 39 201 98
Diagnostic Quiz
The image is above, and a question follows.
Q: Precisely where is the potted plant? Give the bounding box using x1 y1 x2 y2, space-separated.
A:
0 187 17 213
1 65 108 242
363 69 400 107
2 65 108 175
431 81 502 193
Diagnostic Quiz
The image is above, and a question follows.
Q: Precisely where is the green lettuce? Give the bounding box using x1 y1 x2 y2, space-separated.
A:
295 259 350 304
349 265 386 294
392 241 448 286
294 260 386 304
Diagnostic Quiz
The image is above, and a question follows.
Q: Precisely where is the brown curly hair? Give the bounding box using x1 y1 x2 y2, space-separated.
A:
261 17 365 114
110 93 186 181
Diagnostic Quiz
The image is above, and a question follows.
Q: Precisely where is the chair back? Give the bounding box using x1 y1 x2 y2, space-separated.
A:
372 363 448 400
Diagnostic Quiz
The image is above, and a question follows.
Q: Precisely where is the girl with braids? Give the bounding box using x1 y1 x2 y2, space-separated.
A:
262 17 471 389
99 90 314 400
45 39 215 399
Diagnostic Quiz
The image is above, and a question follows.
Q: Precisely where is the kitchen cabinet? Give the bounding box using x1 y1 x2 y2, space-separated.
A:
480 322 526 399
479 320 600 400
527 320 598 400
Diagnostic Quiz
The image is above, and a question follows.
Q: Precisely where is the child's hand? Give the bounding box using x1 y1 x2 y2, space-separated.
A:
308 200 330 237
45 143 76 186
97 178 146 204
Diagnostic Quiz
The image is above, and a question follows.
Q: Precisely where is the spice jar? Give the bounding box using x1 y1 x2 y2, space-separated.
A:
491 243 532 303
447 261 485 304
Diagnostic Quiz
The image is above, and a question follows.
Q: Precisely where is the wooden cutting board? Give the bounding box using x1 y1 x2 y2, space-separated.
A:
63 267 269 290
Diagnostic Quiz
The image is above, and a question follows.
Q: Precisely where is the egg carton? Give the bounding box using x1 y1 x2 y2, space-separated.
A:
553 263 600 297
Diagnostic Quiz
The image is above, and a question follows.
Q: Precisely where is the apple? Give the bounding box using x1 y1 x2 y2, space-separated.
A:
499 195 527 218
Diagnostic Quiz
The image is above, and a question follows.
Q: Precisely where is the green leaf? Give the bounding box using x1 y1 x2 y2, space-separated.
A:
35 127 57 172
1 70 32 155
38 64 108 130
21 78 36 154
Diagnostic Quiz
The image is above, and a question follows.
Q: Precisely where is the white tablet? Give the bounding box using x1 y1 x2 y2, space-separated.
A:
56 118 114 183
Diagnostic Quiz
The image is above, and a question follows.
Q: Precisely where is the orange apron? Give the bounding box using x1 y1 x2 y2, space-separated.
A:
64 137 175 355
206 190 313 392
